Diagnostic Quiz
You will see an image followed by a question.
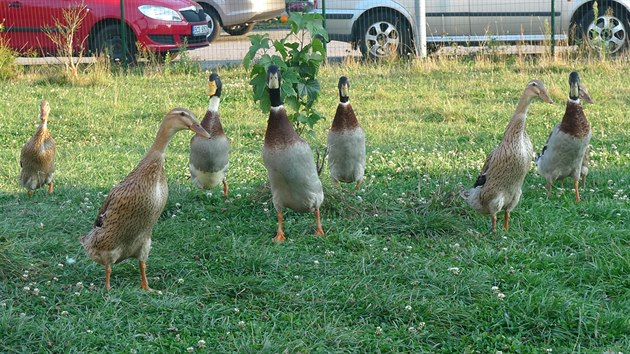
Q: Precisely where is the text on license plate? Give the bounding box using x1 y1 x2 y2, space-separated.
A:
192 25 209 36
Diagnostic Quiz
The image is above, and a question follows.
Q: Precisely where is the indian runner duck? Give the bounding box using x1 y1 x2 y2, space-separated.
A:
189 72 230 196
327 76 366 190
535 71 593 201
19 99 56 197
262 65 324 242
81 108 209 291
462 80 553 232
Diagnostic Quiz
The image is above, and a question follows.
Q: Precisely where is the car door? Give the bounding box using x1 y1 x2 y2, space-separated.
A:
467 0 562 41
424 0 470 40
1 0 67 54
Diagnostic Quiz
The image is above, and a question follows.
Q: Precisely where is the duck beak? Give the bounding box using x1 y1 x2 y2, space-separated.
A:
191 123 210 138
579 84 594 104
540 91 554 104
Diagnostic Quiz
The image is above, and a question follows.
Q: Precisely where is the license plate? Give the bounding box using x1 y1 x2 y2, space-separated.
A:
192 24 209 36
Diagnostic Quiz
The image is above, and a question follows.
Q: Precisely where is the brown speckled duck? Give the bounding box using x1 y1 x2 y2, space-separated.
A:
262 65 324 242
536 71 593 201
81 108 209 291
19 99 56 197
189 72 230 196
462 80 553 232
327 76 366 190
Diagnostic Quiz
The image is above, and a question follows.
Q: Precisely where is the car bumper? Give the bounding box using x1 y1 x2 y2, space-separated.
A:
133 21 209 52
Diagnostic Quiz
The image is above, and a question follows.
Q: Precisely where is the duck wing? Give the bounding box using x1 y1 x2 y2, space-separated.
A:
473 149 496 187
536 123 559 161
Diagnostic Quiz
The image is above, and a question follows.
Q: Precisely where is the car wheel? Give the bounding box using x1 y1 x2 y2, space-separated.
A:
574 4 629 54
223 23 256 36
356 12 413 60
91 24 136 63
201 5 221 43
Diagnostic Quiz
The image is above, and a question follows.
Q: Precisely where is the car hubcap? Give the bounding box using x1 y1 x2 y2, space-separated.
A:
365 21 400 57
587 14 627 53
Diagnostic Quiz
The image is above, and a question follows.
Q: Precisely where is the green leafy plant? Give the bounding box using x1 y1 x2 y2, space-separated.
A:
0 22 18 81
244 12 329 135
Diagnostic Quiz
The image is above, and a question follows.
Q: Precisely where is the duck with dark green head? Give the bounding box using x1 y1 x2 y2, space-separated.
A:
189 72 230 196
536 71 593 201
327 76 366 190
262 65 324 242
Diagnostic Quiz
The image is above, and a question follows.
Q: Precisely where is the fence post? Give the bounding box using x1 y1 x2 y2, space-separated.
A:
120 0 127 67
550 0 555 58
413 0 427 57
321 0 327 54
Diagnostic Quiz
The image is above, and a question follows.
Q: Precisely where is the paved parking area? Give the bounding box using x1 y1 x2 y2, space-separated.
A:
15 28 568 67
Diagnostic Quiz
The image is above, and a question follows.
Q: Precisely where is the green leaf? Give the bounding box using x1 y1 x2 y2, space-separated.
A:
285 96 300 112
243 34 271 69
273 39 288 60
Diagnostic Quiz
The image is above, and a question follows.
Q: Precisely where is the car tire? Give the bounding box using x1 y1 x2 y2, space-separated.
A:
200 5 221 43
223 23 256 36
356 11 413 60
573 3 629 54
91 23 136 63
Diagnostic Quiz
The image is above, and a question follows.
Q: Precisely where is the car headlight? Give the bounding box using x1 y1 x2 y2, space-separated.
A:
138 5 182 22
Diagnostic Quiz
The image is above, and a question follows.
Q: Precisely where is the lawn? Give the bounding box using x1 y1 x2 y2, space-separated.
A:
0 57 629 352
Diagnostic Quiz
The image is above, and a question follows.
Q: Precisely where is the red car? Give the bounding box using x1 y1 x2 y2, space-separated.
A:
0 0 209 60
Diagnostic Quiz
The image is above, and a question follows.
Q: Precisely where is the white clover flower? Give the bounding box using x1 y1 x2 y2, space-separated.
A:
186 347 194 353
408 326 417 333
491 286 500 293
23 286 31 292
177 278 185 284
405 305 412 311
497 293 506 300
448 267 460 275
33 288 40 296
313 260 319 265
238 320 245 328
175 203 181 208
197 340 206 348
60 310 69 316
325 250 335 257
382 247 388 252
57 263 64 269
75 282 83 289
417 322 426 330
406 245 412 251
233 307 240 314
375 326 383 336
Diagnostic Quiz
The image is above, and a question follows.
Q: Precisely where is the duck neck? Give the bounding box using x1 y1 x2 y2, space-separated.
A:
504 92 534 140
270 88 282 108
149 123 175 156
208 96 220 113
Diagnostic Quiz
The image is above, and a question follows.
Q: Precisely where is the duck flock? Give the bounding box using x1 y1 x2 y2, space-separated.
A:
18 66 593 291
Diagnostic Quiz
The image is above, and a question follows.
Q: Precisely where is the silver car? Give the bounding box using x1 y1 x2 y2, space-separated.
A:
313 0 630 58
196 0 286 42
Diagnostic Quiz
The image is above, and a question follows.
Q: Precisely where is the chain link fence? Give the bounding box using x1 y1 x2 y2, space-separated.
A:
1 0 628 65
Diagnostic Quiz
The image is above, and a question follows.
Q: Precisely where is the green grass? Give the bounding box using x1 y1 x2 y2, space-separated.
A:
0 58 629 352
